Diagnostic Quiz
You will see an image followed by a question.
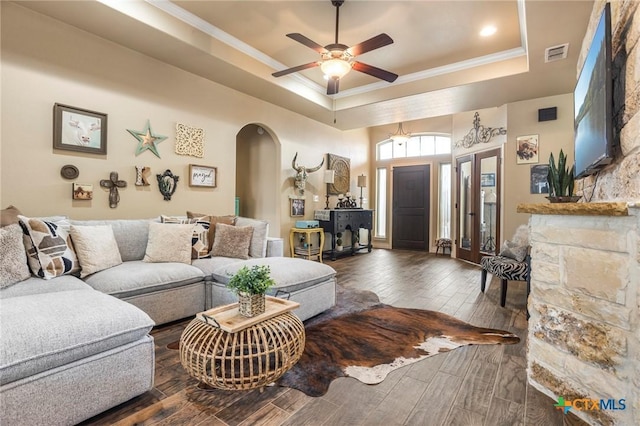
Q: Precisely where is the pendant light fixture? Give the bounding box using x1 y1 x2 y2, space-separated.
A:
390 122 411 144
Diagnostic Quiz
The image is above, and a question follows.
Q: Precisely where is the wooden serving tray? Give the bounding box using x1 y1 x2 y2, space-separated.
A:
196 296 300 333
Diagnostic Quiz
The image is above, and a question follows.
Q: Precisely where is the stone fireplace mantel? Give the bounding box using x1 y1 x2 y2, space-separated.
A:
518 201 638 425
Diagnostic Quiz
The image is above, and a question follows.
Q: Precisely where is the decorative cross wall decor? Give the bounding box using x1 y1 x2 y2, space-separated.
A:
100 171 127 208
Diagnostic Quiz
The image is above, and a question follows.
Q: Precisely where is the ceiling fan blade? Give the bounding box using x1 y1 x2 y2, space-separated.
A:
352 61 398 83
327 77 339 95
346 33 394 56
286 33 328 54
272 61 319 78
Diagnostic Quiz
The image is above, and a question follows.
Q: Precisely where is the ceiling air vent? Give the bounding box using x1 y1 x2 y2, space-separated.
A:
545 43 569 63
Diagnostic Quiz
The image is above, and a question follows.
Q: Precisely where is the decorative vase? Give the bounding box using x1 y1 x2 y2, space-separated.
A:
546 196 581 203
238 292 265 317
336 245 344 252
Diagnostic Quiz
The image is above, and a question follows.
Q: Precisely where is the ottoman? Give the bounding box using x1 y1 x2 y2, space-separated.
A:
205 257 337 321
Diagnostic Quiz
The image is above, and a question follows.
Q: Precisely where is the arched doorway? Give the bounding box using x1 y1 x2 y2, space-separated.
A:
235 124 280 236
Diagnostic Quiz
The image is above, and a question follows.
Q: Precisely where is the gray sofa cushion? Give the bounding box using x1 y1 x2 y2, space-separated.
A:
83 260 205 298
0 289 154 385
0 275 90 299
211 257 336 294
70 219 153 262
192 256 244 278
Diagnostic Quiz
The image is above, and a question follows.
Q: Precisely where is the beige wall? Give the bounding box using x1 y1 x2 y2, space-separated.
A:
504 94 574 240
0 3 368 246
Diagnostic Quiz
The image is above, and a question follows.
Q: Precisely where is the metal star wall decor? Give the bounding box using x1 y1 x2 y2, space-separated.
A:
127 120 167 158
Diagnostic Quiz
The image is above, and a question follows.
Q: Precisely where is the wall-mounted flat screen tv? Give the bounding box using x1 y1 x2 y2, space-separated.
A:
574 3 614 178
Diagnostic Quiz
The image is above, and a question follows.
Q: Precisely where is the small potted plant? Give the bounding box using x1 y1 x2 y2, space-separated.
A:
336 232 344 252
546 149 580 203
227 265 275 317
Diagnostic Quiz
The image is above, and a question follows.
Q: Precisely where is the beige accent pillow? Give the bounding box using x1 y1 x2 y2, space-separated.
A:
143 222 194 264
1 205 22 227
0 224 31 288
161 215 211 259
70 225 123 278
210 223 253 260
187 211 236 251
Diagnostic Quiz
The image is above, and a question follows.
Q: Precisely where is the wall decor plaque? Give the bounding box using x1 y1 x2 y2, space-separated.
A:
327 153 350 195
60 165 79 179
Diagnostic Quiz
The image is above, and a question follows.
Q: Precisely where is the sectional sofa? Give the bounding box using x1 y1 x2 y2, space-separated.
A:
0 212 337 425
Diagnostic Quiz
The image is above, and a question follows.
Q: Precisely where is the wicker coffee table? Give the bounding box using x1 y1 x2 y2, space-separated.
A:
179 296 305 390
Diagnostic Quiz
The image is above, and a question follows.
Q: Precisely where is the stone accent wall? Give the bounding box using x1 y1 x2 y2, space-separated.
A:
576 0 640 202
527 206 639 425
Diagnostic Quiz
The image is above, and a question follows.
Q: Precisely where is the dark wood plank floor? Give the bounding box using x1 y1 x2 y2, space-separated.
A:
80 249 587 426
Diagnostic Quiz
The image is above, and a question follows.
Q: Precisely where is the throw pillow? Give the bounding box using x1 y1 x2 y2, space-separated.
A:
499 240 528 262
1 205 22 227
210 223 253 260
70 225 123 278
143 222 194 264
235 217 269 258
17 215 80 279
161 215 211 259
186 211 236 251
0 224 31 288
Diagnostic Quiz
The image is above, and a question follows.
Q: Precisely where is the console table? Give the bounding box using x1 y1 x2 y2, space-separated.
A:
315 209 373 260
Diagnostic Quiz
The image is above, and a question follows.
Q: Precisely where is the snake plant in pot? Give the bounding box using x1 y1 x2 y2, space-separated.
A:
227 265 275 317
546 149 580 203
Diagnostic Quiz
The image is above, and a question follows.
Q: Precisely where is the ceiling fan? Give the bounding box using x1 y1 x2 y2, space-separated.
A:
272 0 398 95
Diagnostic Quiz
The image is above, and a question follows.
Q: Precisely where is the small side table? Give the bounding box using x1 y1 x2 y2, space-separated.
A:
289 227 325 263
180 296 305 391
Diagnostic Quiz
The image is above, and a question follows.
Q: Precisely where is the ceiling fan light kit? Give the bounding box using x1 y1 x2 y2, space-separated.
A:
272 0 398 95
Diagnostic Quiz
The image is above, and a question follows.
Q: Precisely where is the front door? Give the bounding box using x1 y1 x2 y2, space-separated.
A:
392 164 430 250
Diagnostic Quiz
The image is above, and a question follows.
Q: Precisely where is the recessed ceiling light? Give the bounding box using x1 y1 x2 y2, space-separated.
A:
480 26 497 37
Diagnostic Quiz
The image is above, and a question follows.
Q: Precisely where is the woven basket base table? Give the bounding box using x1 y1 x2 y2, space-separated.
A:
179 296 305 391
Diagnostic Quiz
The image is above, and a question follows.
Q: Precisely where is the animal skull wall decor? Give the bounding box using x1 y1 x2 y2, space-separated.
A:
292 152 324 195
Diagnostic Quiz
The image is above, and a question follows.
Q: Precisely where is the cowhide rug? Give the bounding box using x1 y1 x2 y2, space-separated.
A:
170 285 519 397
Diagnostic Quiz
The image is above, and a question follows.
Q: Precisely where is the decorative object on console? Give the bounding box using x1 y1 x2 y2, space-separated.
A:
99 172 127 208
292 152 324 195
357 174 366 208
53 103 107 155
390 122 411 144
175 123 205 158
134 166 151 186
290 198 305 217
127 119 167 158
72 183 93 200
156 169 178 201
546 149 580 203
189 164 216 188
516 134 539 164
226 264 275 317
455 112 506 148
336 192 357 209
324 170 335 209
60 164 79 180
335 232 343 252
327 153 350 195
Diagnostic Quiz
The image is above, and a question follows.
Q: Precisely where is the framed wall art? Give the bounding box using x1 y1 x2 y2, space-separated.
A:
530 164 549 194
480 173 496 187
189 164 216 188
516 134 539 164
53 103 107 155
327 153 350 195
290 198 305 217
72 183 93 200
